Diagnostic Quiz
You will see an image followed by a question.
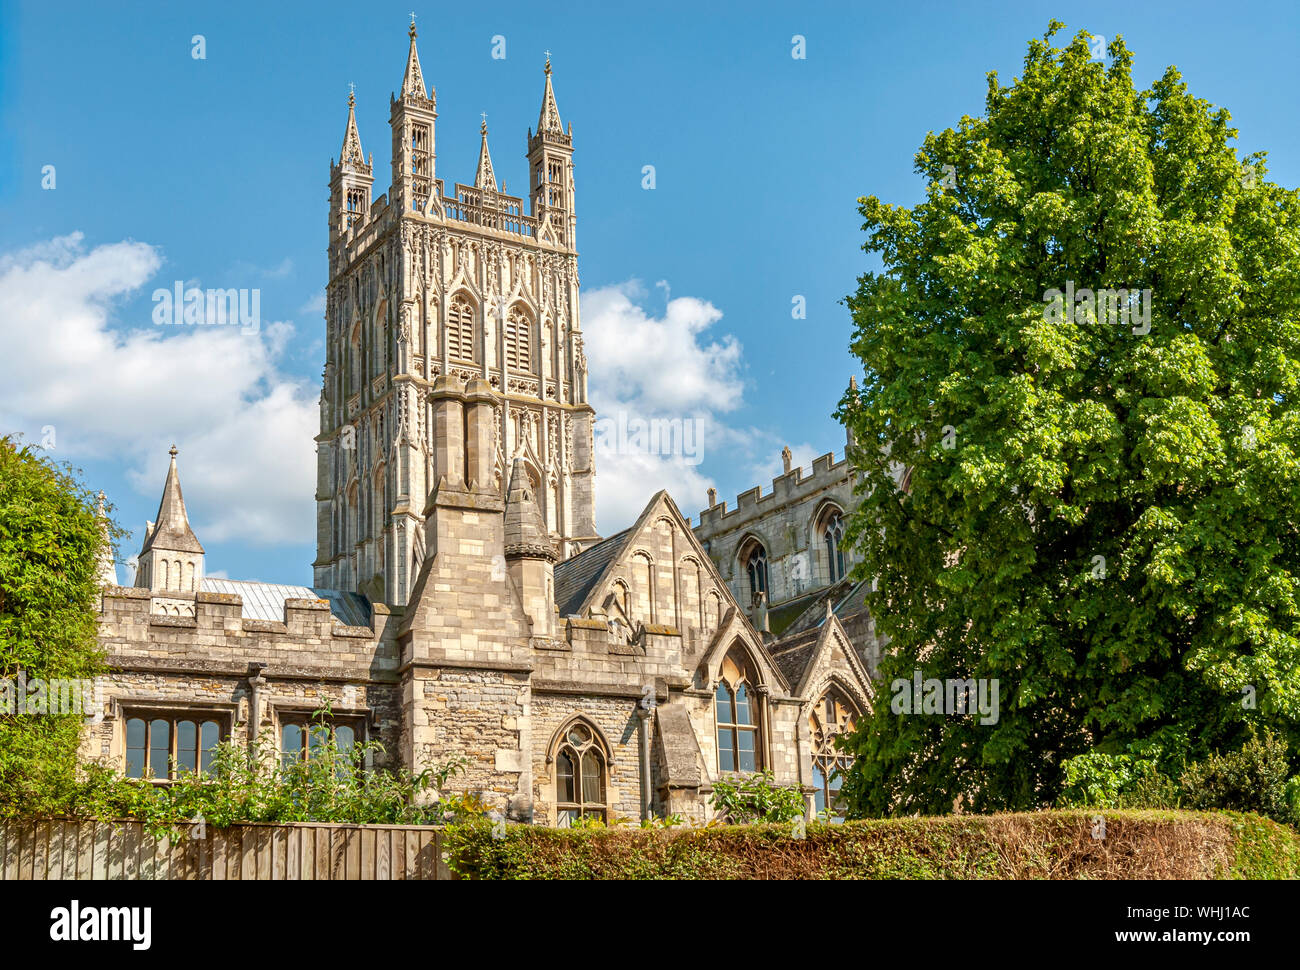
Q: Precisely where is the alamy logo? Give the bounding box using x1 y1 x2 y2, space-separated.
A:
49 901 151 950
1042 280 1152 335
0 670 103 722
594 412 704 465
152 282 261 334
890 670 1000 725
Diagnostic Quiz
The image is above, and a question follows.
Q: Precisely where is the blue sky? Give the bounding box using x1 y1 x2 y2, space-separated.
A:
1 0 1297 587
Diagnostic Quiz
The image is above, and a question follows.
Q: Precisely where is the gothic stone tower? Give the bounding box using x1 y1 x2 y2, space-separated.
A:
315 23 599 606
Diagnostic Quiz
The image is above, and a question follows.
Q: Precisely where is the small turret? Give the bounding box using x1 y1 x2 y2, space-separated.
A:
329 89 374 241
136 445 204 594
504 458 558 637
390 17 437 214
527 55 575 248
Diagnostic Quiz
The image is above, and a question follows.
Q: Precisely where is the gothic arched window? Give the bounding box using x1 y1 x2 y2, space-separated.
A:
505 306 532 372
821 508 846 583
810 687 859 820
715 649 760 773
554 720 606 825
447 296 476 363
742 542 769 605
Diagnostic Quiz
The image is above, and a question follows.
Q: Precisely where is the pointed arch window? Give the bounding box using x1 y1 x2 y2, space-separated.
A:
743 542 769 605
554 720 606 825
505 306 532 372
447 296 476 363
822 509 846 583
715 650 760 773
810 687 859 820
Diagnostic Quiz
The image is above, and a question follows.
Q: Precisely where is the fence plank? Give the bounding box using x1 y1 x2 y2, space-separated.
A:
211 821 227 878
77 821 95 879
286 826 300 881
375 829 390 881
272 828 287 881
0 822 13 880
0 822 446 881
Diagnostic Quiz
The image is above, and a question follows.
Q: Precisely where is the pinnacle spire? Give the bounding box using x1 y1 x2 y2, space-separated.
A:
140 445 204 555
504 458 556 561
401 18 428 100
475 116 498 193
340 88 365 169
536 55 563 135
94 490 117 587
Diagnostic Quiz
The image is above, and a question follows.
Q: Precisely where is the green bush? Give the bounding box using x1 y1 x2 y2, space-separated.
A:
709 769 806 824
10 704 478 835
0 436 117 818
1179 728 1297 825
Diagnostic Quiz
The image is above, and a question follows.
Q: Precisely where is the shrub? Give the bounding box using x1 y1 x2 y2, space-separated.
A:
1179 728 1297 825
709 769 806 824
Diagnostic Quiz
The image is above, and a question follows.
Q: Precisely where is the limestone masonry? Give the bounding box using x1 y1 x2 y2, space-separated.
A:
88 24 879 824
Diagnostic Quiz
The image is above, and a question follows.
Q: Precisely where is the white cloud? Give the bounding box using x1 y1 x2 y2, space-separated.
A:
583 281 744 415
583 280 749 531
0 232 318 547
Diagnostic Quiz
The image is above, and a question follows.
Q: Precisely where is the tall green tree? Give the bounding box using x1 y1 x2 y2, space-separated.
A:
0 436 115 816
838 23 1300 816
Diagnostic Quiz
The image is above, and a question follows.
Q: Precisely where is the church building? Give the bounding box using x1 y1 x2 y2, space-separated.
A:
85 23 877 824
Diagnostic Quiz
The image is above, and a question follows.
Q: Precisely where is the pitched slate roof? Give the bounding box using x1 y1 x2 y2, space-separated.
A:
779 578 870 639
769 633 820 689
552 528 630 617
200 578 371 627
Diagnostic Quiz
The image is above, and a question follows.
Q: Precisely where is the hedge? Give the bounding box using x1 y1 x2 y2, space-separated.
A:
444 810 1300 879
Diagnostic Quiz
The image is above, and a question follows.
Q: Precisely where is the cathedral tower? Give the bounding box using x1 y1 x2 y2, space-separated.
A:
315 23 599 607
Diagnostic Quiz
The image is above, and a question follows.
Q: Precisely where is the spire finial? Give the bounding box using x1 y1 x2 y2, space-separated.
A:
536 55 564 135
169 444 178 460
401 15 428 99
348 82 355 107
96 490 106 517
475 115 498 192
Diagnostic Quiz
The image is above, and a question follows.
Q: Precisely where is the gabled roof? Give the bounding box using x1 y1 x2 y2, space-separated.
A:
768 607 874 710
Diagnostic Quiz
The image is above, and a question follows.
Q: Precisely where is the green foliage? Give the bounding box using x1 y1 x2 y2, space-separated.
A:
838 22 1300 817
444 810 1300 880
1058 728 1298 824
709 769 806 824
8 704 476 834
0 436 118 817
1179 727 1297 824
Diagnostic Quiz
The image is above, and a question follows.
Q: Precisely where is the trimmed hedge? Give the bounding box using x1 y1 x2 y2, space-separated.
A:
445 810 1300 880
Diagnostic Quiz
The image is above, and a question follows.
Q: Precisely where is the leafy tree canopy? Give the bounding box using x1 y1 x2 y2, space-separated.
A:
838 23 1300 815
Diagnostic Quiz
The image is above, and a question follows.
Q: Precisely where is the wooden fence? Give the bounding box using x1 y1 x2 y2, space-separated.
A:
0 818 451 880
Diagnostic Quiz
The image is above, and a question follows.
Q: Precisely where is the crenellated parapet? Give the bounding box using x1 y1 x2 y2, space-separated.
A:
97 585 399 679
693 444 859 615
